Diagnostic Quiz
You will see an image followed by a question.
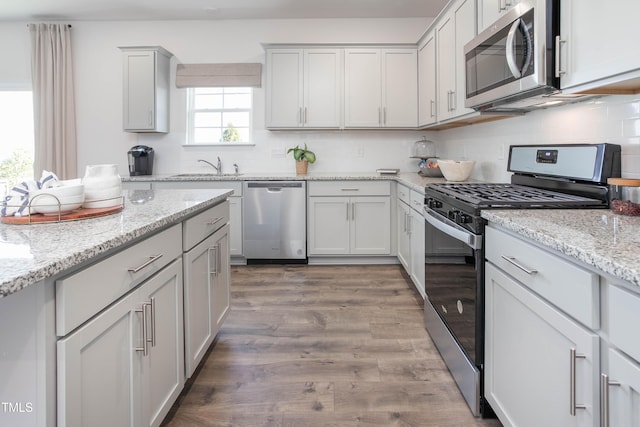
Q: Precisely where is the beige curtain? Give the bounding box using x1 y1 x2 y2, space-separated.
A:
29 23 77 180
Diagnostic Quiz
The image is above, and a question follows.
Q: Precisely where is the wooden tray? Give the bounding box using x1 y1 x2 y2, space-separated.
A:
1 205 123 225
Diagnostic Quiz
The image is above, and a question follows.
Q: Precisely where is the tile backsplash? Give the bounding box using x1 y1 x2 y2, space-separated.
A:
435 94 640 182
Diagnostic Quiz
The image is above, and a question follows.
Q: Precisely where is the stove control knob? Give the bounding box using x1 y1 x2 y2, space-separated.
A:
427 198 442 209
455 211 472 224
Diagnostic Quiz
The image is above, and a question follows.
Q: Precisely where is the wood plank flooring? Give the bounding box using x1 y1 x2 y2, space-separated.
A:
162 264 503 427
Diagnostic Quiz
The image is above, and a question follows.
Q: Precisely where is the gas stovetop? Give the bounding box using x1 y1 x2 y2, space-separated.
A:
427 183 606 209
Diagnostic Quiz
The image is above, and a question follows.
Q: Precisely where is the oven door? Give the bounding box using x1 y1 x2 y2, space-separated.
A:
423 207 485 416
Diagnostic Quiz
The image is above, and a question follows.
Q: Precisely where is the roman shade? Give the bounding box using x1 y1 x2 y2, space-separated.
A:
175 63 262 88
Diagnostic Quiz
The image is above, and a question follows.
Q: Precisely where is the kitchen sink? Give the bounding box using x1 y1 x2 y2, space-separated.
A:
171 173 243 178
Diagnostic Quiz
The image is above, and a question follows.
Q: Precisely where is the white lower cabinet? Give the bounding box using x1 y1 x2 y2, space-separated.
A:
57 259 184 427
396 185 425 298
605 349 640 427
307 181 391 256
183 224 230 377
485 262 599 427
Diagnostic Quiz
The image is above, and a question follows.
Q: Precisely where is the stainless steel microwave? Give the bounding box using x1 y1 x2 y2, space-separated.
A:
464 0 560 112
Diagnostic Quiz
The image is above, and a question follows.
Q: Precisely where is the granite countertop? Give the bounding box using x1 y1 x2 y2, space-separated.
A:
482 209 640 288
124 171 446 194
0 188 233 299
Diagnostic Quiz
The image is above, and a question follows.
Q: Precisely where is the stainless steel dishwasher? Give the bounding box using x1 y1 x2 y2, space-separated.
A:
243 181 307 262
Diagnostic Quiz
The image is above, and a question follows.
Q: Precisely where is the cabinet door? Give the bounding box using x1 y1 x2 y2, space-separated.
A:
211 226 231 337
57 291 140 427
265 49 304 128
485 263 599 427
409 208 426 299
229 197 242 256
350 196 391 255
382 49 418 127
419 33 437 126
183 233 216 377
308 197 350 255
304 49 342 128
436 13 456 121
397 201 411 269
140 259 184 427
453 0 477 118
344 49 382 128
606 349 640 427
560 0 640 91
123 51 156 131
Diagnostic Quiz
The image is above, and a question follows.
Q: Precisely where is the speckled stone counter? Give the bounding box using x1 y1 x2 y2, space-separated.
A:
482 209 640 288
0 188 232 299
124 171 446 194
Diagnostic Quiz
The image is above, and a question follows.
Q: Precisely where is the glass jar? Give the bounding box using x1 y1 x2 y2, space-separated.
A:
608 178 640 216
412 138 436 158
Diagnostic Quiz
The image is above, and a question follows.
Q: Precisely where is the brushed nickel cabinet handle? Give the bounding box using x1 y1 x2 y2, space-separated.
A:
569 348 586 415
600 373 621 427
555 36 566 77
128 254 163 273
340 188 360 192
501 255 538 275
135 303 149 356
207 217 223 226
352 203 355 221
430 99 435 118
149 297 156 348
208 246 218 275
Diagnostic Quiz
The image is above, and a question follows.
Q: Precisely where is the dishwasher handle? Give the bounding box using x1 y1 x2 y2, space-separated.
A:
246 182 304 189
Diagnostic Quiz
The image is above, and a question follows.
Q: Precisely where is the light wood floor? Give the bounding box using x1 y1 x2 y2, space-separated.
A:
163 264 503 427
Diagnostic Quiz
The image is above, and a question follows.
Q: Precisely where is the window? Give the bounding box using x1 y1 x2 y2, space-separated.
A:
0 91 34 194
187 87 253 145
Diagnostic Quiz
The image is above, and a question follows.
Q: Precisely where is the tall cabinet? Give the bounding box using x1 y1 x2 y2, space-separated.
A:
119 46 172 133
418 31 437 127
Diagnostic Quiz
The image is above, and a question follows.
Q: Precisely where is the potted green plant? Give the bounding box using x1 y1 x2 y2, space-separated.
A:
287 144 316 175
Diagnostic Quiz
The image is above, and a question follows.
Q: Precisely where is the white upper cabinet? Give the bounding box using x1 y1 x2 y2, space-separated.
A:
265 48 342 129
477 0 524 33
120 46 172 133
436 0 476 122
559 0 640 93
418 32 437 127
344 48 418 128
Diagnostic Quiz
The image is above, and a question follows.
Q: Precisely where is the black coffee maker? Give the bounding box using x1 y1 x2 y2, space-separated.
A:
127 145 154 176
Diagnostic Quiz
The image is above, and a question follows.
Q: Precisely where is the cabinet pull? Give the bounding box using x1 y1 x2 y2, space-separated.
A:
149 297 156 348
600 373 621 427
352 203 355 221
208 246 218 276
135 303 149 356
555 36 566 77
128 254 163 273
207 217 223 226
148 110 153 126
407 213 412 234
430 100 435 118
501 255 538 275
378 107 382 125
340 188 360 192
383 107 387 125
450 90 456 111
304 107 308 124
569 348 587 415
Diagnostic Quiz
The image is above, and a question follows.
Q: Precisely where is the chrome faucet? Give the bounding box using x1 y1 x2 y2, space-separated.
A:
198 157 222 175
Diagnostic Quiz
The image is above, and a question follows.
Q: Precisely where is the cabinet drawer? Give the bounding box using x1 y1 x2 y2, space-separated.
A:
183 201 229 251
308 180 391 196
409 189 424 212
56 224 182 336
397 184 410 205
486 226 599 329
609 284 640 362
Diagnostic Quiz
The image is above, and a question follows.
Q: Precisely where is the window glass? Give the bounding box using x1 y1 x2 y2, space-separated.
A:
187 87 253 145
0 91 34 194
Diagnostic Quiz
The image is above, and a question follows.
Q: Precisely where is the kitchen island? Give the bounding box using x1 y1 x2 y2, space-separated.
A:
0 188 233 427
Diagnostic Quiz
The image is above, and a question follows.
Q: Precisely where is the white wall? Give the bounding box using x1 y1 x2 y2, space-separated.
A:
32 18 432 176
1 18 639 180
436 95 640 181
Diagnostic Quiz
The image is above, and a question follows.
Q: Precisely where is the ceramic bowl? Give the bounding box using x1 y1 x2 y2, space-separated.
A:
30 183 85 215
437 160 476 182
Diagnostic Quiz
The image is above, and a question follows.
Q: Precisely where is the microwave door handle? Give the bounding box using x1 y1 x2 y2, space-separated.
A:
506 19 523 78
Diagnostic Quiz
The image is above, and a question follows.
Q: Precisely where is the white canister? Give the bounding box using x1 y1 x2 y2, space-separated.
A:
82 164 122 207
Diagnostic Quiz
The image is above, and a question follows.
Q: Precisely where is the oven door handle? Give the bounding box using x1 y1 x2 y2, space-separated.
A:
424 207 482 250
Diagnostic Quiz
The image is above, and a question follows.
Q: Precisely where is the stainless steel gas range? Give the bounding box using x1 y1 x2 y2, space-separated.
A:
422 143 621 417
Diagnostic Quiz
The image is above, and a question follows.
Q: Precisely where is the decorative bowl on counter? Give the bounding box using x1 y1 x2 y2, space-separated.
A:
30 181 85 215
437 159 475 182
